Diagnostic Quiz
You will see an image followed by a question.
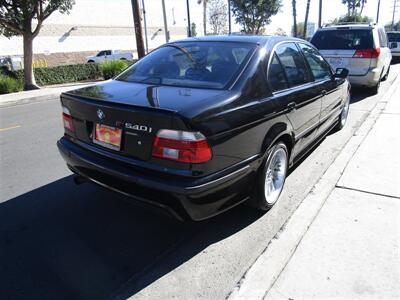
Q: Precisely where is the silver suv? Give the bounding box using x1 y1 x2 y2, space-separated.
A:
311 23 392 94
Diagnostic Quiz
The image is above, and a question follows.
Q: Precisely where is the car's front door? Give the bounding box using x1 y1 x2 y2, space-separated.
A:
267 42 323 157
298 43 343 135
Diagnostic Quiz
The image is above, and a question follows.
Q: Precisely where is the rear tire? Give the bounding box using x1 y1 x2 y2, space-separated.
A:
381 66 390 81
251 142 288 211
334 92 350 131
370 79 381 95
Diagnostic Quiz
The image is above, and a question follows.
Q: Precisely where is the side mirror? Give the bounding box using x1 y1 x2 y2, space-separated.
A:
334 68 349 79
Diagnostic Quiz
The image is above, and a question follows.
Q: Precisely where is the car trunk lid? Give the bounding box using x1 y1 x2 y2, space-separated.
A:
60 80 227 162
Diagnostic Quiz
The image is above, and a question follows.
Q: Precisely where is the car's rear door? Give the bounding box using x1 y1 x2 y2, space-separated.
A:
311 28 375 76
267 42 322 157
298 42 343 134
388 32 400 55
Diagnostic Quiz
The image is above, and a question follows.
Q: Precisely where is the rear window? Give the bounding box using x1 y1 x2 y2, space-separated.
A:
311 29 374 50
116 42 255 89
388 33 400 42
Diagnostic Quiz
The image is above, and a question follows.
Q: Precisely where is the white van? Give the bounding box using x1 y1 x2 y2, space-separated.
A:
311 23 392 94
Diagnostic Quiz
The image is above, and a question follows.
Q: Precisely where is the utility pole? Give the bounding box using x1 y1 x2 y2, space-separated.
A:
303 0 311 39
161 0 169 42
141 0 149 53
228 0 232 34
318 0 322 28
186 0 191 37
131 0 145 58
376 0 381 23
392 0 399 30
292 0 297 37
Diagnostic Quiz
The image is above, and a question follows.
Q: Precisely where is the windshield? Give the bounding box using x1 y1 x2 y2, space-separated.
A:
116 42 256 89
388 32 400 42
311 29 374 50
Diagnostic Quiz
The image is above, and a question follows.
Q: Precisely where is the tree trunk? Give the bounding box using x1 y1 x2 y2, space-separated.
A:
23 34 38 90
303 0 311 39
203 0 207 35
292 0 297 37
360 0 365 15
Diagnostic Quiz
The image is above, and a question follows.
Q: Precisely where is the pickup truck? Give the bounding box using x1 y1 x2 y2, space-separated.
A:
86 50 133 63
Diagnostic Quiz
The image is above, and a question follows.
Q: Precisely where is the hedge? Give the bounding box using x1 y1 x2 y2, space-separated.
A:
0 60 137 92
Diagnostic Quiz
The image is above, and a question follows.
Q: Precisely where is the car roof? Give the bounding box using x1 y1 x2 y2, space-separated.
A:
171 35 306 47
318 23 380 31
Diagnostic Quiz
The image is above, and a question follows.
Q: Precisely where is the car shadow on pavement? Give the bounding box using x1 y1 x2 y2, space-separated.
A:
0 176 263 300
350 87 374 104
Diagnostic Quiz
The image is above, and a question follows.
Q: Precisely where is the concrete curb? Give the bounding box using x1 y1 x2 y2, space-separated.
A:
227 73 400 300
0 81 99 108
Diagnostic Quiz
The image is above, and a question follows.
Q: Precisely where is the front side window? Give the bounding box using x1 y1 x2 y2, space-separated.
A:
117 42 255 89
299 43 331 81
275 43 311 87
97 51 105 57
267 54 288 92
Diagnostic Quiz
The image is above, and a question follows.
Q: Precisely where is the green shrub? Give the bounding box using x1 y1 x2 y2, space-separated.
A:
0 75 23 94
11 63 102 86
4 60 136 88
99 60 129 80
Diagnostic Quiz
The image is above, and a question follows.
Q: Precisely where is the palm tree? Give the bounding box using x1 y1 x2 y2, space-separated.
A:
303 0 311 39
342 0 367 16
292 0 297 37
197 0 208 35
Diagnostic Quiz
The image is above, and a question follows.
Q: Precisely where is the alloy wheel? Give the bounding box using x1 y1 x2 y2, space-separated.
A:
264 147 287 205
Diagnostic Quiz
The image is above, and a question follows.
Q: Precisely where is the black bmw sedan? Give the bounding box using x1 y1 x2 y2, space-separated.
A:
57 35 350 221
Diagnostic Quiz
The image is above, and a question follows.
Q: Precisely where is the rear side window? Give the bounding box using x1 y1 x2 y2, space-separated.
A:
267 54 288 92
275 43 311 87
311 29 374 50
378 28 388 47
298 43 331 81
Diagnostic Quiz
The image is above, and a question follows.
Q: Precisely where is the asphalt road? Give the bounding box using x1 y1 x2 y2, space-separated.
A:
1 64 399 300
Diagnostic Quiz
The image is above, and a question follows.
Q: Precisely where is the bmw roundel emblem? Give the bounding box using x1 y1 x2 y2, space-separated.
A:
97 109 105 120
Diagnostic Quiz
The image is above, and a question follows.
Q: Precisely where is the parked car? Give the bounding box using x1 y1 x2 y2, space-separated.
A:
0 56 23 71
58 36 350 221
387 31 400 62
87 50 133 63
311 23 391 94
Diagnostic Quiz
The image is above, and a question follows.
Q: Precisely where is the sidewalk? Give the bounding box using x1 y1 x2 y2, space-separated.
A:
0 81 101 107
229 78 400 299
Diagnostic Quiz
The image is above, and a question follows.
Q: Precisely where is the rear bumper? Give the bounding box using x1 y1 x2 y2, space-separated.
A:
57 137 260 221
391 52 400 57
348 67 382 87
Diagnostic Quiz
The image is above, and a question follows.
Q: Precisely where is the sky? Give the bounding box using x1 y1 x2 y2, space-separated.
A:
47 0 398 35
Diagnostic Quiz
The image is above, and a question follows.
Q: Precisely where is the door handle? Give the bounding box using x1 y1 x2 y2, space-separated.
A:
287 102 296 112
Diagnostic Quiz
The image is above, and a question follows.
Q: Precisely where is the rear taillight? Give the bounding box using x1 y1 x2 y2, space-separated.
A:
353 48 380 58
152 129 212 163
62 106 74 132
